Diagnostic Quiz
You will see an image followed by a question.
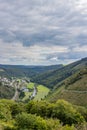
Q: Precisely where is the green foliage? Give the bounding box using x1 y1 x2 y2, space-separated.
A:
26 100 54 118
26 100 84 125
2 125 15 130
10 102 25 118
0 125 3 130
61 125 75 130
19 92 25 99
0 100 12 121
0 84 15 99
52 100 84 125
46 118 61 130
27 82 34 89
15 113 48 130
0 99 25 121
75 106 87 121
0 99 87 130
65 68 87 89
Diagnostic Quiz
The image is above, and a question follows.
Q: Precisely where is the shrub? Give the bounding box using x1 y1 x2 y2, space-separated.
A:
15 113 48 130
52 100 84 125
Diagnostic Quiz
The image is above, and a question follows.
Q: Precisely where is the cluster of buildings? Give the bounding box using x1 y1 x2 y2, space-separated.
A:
0 77 12 86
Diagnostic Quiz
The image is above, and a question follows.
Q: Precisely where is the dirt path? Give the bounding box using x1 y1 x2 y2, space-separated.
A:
63 89 87 93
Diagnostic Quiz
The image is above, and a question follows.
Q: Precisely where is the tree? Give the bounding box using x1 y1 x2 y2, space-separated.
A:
52 100 84 125
15 113 48 130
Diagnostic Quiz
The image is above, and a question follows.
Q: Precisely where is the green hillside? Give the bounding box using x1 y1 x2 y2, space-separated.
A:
0 58 87 106
46 67 87 106
32 57 87 89
0 83 15 99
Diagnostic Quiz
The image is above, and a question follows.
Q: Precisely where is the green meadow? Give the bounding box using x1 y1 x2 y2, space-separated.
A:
27 82 34 89
34 85 50 101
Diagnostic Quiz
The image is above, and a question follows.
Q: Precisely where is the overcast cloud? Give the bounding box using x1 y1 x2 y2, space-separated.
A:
0 0 87 65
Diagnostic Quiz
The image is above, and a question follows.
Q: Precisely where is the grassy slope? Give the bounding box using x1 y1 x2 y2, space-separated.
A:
47 68 87 106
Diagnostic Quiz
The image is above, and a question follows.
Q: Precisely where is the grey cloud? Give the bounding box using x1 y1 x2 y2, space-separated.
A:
77 34 87 45
0 0 87 47
0 0 87 65
0 29 16 43
46 52 87 62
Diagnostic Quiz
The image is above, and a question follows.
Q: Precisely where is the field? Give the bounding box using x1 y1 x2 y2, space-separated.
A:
34 85 50 101
22 92 32 101
27 82 34 89
21 82 34 101
22 82 50 101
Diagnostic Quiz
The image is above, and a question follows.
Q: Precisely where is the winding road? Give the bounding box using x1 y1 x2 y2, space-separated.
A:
30 86 37 99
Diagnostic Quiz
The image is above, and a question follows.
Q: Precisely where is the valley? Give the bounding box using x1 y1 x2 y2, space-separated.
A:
0 58 87 105
0 0 87 129
0 57 87 130
0 76 50 102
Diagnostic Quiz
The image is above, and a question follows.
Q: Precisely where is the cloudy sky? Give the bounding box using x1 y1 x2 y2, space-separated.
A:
0 0 87 65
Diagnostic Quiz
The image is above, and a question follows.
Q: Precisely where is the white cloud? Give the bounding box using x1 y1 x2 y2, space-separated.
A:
0 39 69 65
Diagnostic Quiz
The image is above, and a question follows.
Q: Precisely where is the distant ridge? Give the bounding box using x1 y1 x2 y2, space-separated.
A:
32 57 87 89
0 64 63 78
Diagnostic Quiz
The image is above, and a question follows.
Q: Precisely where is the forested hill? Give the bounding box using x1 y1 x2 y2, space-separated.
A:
32 57 87 89
0 64 63 78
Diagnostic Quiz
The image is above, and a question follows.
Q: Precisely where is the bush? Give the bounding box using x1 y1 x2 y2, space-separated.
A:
10 102 25 118
46 118 61 130
75 106 87 121
26 101 52 117
0 102 11 121
26 100 84 125
0 125 4 130
15 113 48 130
52 100 84 125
